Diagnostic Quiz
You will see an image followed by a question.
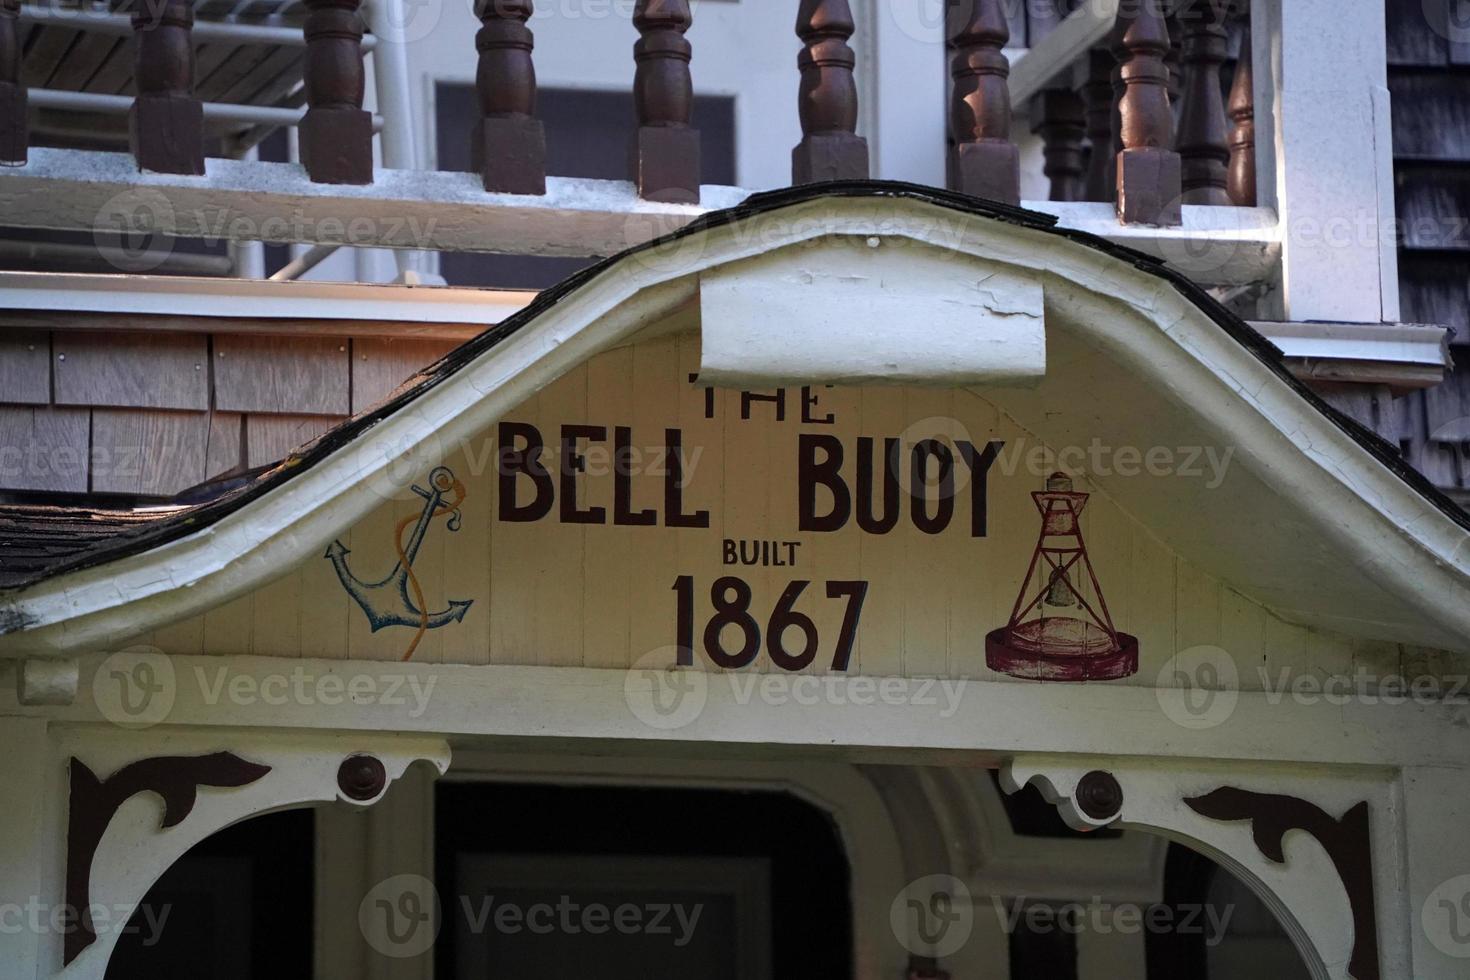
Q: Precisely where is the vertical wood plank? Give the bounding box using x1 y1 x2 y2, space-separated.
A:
854 386 906 679
675 332 724 673
531 362 588 667
1126 527 1176 689
251 569 305 658
151 612 205 657
900 388 954 678
202 592 255 655
300 545 351 661
624 335 683 668
489 389 540 666
581 345 634 670
944 389 998 681
445 429 493 665
802 381 860 680
344 494 405 661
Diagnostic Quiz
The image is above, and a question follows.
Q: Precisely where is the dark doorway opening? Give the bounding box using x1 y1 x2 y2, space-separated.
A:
105 808 314 979
435 781 852 980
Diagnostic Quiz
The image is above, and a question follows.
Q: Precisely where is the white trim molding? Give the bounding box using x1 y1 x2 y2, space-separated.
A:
1 149 1277 286
0 192 1464 653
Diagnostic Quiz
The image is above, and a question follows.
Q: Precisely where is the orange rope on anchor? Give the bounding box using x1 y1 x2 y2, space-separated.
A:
394 477 467 661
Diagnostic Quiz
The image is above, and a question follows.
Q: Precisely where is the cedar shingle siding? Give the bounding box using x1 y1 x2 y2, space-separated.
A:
0 331 452 503
1388 0 1470 506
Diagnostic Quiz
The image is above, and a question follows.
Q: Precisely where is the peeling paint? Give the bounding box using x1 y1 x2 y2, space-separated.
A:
0 606 39 636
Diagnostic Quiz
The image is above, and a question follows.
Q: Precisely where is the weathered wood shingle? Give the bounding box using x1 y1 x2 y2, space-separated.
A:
1386 0 1470 503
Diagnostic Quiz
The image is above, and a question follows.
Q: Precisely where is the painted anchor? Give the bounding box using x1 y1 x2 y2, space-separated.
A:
326 466 473 655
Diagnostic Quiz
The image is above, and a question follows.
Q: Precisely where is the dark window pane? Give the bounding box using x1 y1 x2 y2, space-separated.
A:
435 85 737 289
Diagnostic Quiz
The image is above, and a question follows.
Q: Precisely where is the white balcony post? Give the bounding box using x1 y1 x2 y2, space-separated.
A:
1254 0 1400 323
365 0 444 285
230 146 267 279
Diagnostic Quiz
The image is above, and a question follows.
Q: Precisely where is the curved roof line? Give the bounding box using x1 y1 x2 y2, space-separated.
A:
1 181 1466 650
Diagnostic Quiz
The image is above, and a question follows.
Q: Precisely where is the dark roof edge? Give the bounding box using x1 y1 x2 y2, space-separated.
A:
2 180 1465 595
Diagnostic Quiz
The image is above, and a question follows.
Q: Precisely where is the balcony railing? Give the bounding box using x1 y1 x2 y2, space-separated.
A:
0 0 1373 301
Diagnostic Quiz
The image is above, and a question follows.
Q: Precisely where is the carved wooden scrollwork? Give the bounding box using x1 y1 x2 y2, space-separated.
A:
1184 787 1379 980
65 753 272 963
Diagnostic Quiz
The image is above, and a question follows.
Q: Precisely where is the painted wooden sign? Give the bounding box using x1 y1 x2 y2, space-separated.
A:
143 330 1390 688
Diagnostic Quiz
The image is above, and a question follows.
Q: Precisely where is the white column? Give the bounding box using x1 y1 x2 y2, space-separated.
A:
0 718 53 979
230 147 268 279
1400 767 1470 978
1254 0 1400 323
315 762 437 980
364 0 445 285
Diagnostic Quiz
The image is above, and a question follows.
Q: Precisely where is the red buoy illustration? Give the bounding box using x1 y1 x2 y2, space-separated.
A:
986 472 1139 681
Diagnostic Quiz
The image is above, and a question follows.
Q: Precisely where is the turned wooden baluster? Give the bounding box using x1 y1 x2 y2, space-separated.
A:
1114 0 1182 224
793 0 869 183
1176 0 1229 204
0 0 25 166
1227 23 1256 206
1081 48 1114 201
1031 88 1086 202
633 0 700 204
301 0 373 184
947 0 1019 205
130 0 204 174
1109 24 1125 180
473 0 545 195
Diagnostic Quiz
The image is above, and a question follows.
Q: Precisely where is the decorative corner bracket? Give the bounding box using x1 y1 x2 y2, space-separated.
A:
1184 787 1379 980
65 752 271 964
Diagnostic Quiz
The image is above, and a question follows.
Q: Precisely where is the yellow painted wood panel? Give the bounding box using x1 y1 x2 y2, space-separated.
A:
149 332 1428 694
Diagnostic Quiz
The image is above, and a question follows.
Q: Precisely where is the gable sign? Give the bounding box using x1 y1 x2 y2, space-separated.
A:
319 333 1146 683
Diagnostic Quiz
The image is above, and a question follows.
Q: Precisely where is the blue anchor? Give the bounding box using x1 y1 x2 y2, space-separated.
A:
326 466 474 634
